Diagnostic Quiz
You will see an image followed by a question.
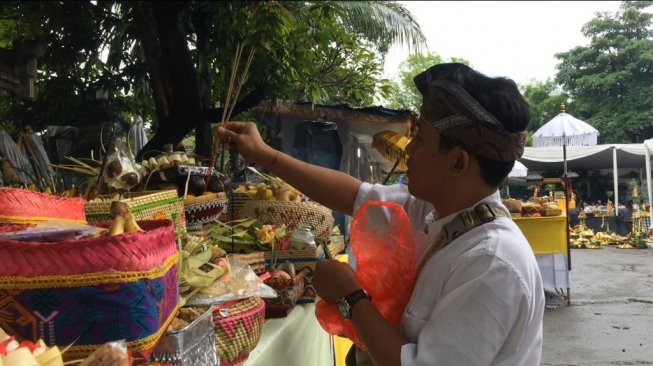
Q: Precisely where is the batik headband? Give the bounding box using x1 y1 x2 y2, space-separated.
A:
419 80 527 162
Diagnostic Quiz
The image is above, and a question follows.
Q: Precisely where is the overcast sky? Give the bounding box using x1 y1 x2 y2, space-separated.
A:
383 1 623 85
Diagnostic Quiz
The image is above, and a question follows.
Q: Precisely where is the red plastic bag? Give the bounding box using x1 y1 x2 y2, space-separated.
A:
315 200 416 349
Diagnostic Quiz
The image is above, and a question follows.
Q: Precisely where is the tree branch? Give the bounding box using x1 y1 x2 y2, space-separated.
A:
199 87 266 123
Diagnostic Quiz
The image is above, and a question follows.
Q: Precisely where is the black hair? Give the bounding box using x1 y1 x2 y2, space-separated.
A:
416 63 531 187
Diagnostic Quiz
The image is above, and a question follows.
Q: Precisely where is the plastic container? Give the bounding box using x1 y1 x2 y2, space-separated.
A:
290 224 316 250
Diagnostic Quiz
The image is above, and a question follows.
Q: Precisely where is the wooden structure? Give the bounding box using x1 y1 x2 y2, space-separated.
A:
0 39 47 98
250 100 416 183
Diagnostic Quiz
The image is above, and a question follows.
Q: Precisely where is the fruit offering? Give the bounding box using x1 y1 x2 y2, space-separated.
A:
234 167 304 202
0 327 64 366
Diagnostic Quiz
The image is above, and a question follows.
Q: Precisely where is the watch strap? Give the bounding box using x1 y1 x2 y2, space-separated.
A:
343 289 370 318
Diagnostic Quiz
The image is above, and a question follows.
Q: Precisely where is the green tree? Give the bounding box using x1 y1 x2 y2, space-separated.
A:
385 53 470 112
0 1 426 159
520 79 570 132
554 1 653 143
332 1 425 57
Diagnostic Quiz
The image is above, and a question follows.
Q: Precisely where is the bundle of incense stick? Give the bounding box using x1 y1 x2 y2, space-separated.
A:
206 44 256 183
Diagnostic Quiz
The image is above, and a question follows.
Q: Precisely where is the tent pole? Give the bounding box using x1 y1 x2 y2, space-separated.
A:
613 147 619 216
563 135 568 176
646 144 653 226
563 137 571 272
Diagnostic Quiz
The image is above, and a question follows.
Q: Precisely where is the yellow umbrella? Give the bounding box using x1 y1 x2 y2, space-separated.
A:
372 130 411 183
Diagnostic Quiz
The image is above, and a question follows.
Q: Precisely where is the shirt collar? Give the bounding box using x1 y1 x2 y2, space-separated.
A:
424 190 506 236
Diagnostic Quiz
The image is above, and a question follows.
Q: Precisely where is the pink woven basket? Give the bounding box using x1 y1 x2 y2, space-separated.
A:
0 220 179 361
213 297 266 366
0 220 177 276
0 188 86 224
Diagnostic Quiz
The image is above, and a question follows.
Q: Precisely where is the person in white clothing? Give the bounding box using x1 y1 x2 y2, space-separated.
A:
216 63 544 366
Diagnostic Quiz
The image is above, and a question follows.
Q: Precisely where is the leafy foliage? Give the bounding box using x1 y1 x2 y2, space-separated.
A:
0 1 152 133
554 1 653 143
0 0 426 151
331 1 426 56
520 79 570 132
385 53 470 112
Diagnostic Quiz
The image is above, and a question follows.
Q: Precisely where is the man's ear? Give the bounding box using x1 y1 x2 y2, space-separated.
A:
450 148 471 176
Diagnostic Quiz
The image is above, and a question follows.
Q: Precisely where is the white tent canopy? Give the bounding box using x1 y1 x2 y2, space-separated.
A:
532 112 600 147
505 160 528 198
521 144 648 171
521 142 653 219
508 160 528 178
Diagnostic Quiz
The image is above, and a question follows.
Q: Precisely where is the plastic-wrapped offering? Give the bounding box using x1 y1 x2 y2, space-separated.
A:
78 341 129 366
187 258 277 306
102 136 143 191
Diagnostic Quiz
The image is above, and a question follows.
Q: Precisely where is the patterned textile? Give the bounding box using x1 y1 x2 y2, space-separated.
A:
0 255 179 360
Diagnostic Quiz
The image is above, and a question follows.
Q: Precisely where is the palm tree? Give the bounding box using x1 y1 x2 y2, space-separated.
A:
288 1 427 56
335 1 427 54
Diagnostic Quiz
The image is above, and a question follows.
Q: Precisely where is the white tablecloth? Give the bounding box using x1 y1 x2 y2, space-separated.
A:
244 304 333 366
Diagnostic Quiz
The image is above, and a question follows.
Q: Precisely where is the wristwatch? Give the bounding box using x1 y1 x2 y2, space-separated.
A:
337 289 371 320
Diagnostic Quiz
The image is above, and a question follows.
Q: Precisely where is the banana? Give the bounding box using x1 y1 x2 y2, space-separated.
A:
148 157 158 170
110 201 144 235
276 187 292 201
109 215 126 236
125 216 144 233
255 187 275 200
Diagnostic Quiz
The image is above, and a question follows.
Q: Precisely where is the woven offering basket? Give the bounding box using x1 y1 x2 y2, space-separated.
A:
212 296 265 366
264 242 341 304
0 187 86 224
238 200 334 242
184 194 228 224
0 220 180 361
186 221 208 240
224 192 252 219
85 190 185 233
264 241 342 273
264 267 311 318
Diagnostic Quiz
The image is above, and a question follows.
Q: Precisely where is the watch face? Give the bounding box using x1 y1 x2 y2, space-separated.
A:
337 298 350 319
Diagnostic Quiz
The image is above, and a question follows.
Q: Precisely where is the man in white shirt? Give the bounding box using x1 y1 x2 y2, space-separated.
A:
217 63 544 365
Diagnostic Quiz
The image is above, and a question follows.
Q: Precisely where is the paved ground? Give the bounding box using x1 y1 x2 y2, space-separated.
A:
542 246 653 365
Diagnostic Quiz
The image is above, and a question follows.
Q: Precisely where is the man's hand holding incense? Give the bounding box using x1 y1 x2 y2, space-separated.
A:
217 122 277 167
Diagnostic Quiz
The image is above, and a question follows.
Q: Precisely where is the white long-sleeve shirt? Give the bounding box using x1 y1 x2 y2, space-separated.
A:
354 183 544 366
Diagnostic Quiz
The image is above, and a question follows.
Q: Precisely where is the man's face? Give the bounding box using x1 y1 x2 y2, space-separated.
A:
405 118 451 202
